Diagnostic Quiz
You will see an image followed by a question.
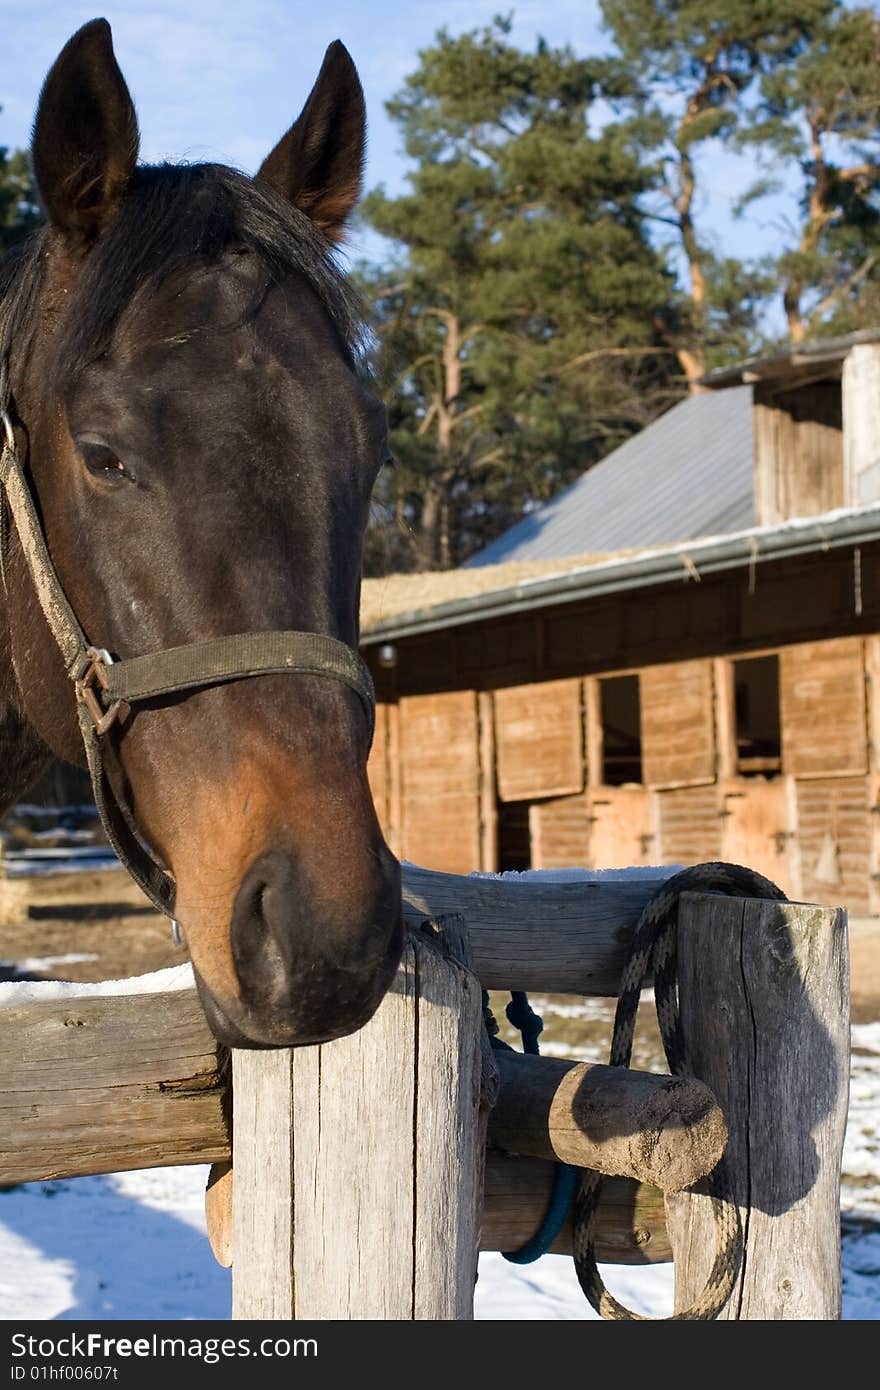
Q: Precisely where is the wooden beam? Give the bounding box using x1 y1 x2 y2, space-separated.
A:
402 862 671 994
482 1156 671 1264
713 657 736 780
666 893 850 1319
489 1050 726 1193
584 677 603 789
0 990 228 1185
477 690 498 872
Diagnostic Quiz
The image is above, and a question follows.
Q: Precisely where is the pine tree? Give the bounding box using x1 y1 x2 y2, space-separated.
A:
600 0 835 386
742 5 880 341
360 20 677 573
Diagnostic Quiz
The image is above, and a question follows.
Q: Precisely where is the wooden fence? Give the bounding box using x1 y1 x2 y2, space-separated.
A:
0 866 850 1320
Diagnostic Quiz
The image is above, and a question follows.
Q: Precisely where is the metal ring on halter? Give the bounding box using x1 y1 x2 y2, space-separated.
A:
1 408 14 452
75 646 124 735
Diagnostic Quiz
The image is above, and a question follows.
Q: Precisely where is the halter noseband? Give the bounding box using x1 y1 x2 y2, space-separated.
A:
0 385 375 923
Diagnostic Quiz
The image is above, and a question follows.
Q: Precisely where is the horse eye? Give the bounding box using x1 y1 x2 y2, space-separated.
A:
78 442 130 483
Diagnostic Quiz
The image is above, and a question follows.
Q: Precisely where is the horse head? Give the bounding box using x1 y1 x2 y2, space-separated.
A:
0 19 402 1047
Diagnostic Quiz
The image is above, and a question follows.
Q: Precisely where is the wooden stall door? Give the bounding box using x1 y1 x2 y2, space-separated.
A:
588 788 655 870
399 691 481 875
494 679 584 802
720 778 799 899
529 794 591 871
641 661 715 789
656 784 723 866
780 637 868 778
796 776 871 917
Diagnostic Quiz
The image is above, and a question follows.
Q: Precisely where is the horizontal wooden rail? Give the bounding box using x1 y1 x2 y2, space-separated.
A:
402 864 670 994
489 1050 726 1193
482 1155 671 1264
0 988 228 1185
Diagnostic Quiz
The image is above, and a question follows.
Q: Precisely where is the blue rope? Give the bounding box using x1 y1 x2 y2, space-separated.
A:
505 991 543 1054
483 990 579 1264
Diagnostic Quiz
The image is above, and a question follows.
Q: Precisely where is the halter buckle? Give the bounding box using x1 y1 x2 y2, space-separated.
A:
76 647 122 735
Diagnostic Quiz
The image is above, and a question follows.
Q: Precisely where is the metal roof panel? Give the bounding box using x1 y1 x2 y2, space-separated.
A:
466 385 754 566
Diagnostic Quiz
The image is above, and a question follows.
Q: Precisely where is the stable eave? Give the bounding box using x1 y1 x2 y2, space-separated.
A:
360 505 880 645
702 327 880 390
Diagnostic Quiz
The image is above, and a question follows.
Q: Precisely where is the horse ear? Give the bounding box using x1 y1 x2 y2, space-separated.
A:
256 41 366 243
32 18 139 249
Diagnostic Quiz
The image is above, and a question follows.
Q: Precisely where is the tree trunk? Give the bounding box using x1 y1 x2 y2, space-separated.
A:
675 147 707 392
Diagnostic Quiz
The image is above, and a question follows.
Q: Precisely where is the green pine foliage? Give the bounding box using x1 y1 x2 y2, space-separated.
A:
359 21 679 573
599 0 836 380
742 5 880 340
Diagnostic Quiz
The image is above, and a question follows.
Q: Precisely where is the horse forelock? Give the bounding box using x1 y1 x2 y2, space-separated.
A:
0 162 368 395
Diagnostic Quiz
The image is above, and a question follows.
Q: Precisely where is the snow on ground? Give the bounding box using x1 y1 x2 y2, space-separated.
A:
0 1163 677 1322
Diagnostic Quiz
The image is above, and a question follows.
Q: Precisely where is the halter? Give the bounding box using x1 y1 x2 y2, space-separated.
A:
0 358 375 923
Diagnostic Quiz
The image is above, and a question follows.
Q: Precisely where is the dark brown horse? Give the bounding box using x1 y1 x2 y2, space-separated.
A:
0 20 402 1047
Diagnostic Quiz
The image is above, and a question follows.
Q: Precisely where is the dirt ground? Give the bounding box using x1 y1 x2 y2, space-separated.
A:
0 908 187 985
2 901 879 1022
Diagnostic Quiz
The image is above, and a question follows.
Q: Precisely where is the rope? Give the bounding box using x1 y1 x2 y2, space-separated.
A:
483 989 580 1264
505 991 543 1055
571 861 787 1320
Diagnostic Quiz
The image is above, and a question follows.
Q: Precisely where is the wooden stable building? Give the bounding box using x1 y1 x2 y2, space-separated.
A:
361 332 880 917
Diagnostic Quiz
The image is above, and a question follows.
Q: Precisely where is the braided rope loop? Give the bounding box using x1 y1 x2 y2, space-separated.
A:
571 861 787 1321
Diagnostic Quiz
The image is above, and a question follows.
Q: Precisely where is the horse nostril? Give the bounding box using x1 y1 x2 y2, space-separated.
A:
225 840 403 1041
231 851 297 1008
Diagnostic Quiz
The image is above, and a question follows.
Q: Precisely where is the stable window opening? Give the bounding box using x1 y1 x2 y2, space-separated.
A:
496 799 532 873
600 674 642 785
733 654 781 776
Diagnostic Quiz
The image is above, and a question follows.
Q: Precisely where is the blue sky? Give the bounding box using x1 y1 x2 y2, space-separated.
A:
0 0 799 281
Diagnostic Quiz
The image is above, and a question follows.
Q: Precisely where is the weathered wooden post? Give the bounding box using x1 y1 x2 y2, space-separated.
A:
666 893 850 1319
230 918 485 1319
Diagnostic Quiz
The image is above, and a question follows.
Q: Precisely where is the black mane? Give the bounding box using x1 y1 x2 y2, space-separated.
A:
0 163 365 385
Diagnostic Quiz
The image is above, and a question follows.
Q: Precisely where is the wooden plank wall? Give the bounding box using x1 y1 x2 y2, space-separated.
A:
529 794 591 870
796 777 872 916
780 637 868 777
365 633 880 916
656 785 724 866
494 679 584 801
398 691 482 875
753 381 844 526
641 660 715 788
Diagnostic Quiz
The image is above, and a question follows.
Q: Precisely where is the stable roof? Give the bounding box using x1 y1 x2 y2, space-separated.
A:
464 385 754 568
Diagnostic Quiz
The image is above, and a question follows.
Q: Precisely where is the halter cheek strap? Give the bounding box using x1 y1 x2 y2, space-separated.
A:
0 402 375 921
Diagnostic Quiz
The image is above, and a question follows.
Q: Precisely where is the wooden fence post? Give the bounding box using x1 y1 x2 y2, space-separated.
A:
666 894 850 1319
231 919 484 1320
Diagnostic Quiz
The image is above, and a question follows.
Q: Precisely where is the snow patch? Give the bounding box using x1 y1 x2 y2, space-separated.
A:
0 963 195 1007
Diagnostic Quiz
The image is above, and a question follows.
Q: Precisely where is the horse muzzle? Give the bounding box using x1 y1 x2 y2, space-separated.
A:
191 842 403 1048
